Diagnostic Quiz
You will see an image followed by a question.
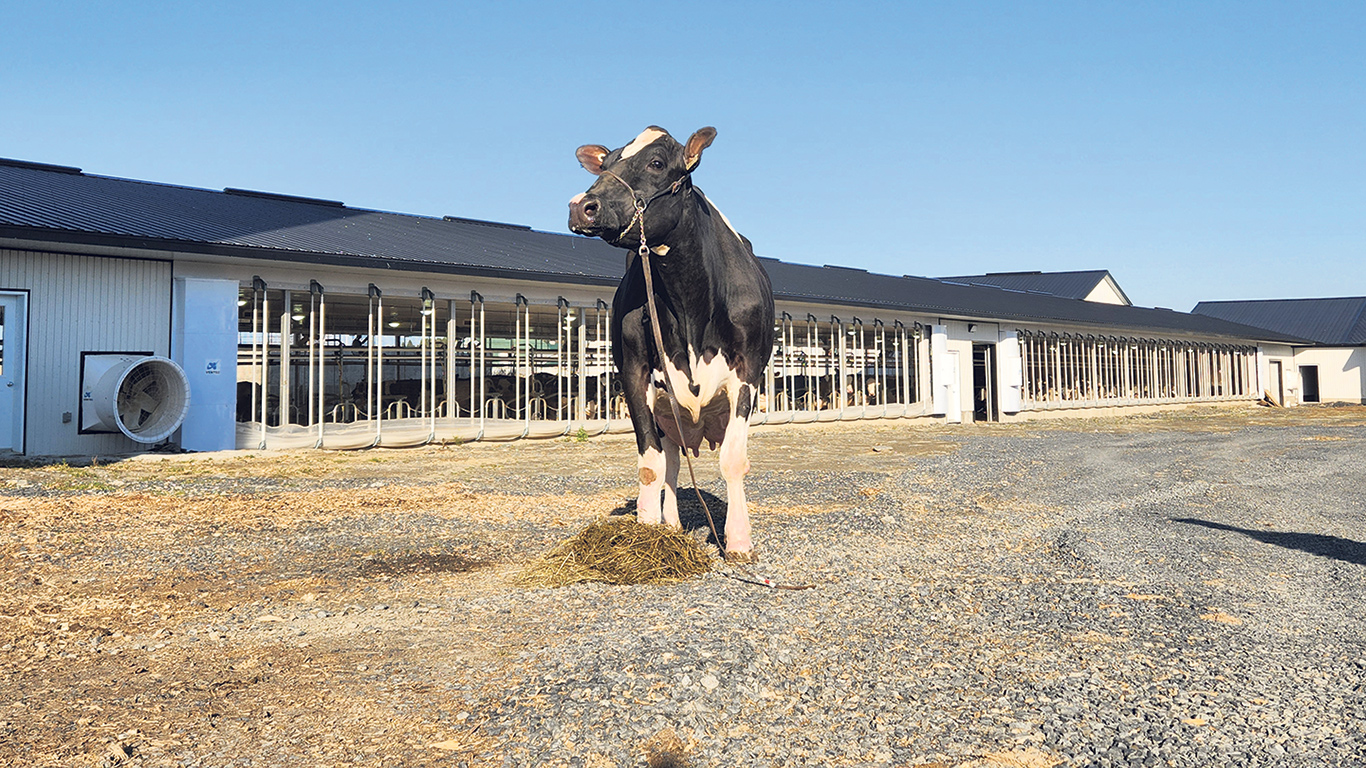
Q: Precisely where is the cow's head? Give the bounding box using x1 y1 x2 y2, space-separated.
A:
568 126 716 248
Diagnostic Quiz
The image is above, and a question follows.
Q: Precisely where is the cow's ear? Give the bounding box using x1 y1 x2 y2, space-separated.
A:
576 144 609 175
683 127 716 171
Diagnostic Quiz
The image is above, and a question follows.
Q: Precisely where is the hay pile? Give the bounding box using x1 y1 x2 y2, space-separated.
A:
517 516 713 587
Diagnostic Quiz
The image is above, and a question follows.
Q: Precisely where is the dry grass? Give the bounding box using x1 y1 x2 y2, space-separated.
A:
516 516 713 588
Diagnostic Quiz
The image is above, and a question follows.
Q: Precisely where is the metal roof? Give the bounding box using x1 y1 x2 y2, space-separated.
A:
764 261 1303 341
1192 297 1366 346
0 160 626 284
0 157 1304 343
937 269 1131 305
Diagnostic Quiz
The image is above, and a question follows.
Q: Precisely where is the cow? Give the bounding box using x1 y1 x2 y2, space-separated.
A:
568 126 774 562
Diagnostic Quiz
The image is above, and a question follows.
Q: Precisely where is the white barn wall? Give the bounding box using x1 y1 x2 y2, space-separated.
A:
1083 278 1129 305
1258 344 1296 406
939 320 998 422
1292 347 1366 404
0 248 172 455
170 256 618 311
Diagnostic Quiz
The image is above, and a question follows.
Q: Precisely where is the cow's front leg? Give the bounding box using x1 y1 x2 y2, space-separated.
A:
637 440 666 525
718 384 756 559
661 436 681 528
622 360 669 525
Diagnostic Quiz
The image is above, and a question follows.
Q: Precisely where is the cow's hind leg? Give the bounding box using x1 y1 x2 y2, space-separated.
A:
661 436 681 528
718 385 755 559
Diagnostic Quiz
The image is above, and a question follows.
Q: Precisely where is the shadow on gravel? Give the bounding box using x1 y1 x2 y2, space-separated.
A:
1172 518 1366 567
611 488 729 549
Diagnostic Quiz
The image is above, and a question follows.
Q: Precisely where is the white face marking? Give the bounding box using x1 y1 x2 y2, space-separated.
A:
620 128 667 160
650 244 670 255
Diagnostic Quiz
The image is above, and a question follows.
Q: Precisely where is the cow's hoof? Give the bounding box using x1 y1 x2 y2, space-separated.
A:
724 549 758 564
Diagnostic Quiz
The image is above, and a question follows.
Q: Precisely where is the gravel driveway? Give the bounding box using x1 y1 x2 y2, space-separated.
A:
2 405 1363 767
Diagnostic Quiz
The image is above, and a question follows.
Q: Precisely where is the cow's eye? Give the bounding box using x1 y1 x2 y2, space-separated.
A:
648 159 665 171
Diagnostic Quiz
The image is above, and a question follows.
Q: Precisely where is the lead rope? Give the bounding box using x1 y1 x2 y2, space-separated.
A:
609 176 813 591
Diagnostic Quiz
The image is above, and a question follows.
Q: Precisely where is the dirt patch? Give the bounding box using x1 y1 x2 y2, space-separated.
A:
0 467 626 766
997 402 1366 434
358 552 488 578
2 405 1362 766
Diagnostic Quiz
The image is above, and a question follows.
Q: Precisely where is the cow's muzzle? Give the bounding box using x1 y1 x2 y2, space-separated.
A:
568 192 603 235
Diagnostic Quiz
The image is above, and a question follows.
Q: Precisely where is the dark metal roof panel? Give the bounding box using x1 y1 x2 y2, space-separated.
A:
1192 298 1366 346
937 270 1115 301
766 260 1301 341
0 163 626 281
0 159 1306 343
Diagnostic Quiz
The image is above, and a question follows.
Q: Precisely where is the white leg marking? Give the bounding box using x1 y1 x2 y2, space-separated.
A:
717 413 753 553
637 445 666 525
662 437 681 528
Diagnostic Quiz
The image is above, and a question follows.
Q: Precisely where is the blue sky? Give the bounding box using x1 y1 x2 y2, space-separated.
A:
5 1 1362 311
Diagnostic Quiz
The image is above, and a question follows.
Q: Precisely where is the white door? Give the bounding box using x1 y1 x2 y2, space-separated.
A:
998 331 1023 414
0 292 28 453
943 350 962 424
930 325 962 423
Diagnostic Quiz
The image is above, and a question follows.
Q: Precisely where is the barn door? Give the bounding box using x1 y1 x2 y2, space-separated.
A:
972 343 998 422
1299 365 1320 403
997 331 1023 414
930 325 962 424
0 292 28 454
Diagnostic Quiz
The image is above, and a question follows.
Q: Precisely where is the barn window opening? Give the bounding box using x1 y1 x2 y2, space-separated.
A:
1015 329 1256 410
233 278 934 448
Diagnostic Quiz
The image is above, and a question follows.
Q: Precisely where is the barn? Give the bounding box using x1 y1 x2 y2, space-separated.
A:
936 270 1133 306
0 157 1307 457
1193 297 1366 405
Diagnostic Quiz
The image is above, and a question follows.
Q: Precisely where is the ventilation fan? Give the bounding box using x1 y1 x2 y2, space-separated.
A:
80 353 191 444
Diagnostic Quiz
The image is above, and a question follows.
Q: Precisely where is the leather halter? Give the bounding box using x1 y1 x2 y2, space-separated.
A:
598 169 690 255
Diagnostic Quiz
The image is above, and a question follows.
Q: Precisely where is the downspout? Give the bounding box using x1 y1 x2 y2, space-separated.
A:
254 276 267 449
313 280 325 449
422 287 437 445
516 293 531 439
803 312 814 412
557 296 571 436
597 299 612 434
472 291 485 442
368 284 382 448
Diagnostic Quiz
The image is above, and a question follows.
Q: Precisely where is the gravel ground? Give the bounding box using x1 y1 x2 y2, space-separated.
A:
2 405 1364 767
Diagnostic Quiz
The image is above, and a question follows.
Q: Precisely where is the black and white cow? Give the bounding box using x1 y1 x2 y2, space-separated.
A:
568 126 774 561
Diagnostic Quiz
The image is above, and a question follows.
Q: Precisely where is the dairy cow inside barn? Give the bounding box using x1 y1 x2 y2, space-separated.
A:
568 126 774 561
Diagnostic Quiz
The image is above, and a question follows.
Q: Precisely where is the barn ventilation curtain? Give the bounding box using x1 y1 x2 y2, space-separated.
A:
235 284 932 448
1015 329 1256 409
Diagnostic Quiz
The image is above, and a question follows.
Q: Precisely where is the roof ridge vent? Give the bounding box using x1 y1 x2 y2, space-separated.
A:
822 264 868 272
224 187 345 208
442 215 532 231
0 157 83 174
